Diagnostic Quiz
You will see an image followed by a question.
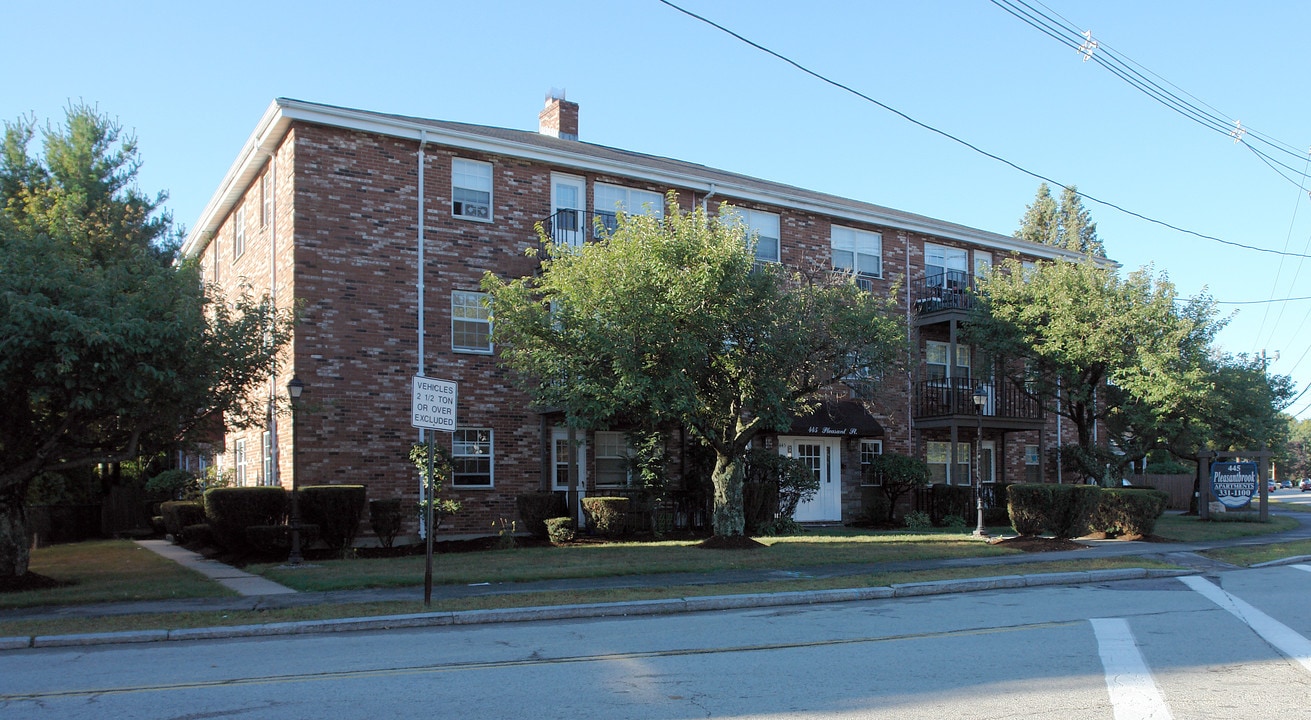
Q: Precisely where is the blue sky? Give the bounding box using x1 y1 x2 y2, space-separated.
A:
7 1 1311 416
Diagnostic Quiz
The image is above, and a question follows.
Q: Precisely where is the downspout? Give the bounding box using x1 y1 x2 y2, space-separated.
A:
265 149 279 489
904 232 913 458
700 182 717 213
1056 377 1063 484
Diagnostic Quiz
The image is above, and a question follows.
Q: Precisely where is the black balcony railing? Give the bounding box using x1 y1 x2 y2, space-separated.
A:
537 209 617 255
912 271 978 314
912 378 1043 421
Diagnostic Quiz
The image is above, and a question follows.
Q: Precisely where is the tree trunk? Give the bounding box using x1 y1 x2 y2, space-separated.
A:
0 488 30 578
711 451 745 536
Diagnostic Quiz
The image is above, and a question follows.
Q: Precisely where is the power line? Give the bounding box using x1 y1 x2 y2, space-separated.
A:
657 0 1311 261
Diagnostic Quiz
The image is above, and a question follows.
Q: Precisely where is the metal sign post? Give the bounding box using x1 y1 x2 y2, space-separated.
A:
412 375 457 607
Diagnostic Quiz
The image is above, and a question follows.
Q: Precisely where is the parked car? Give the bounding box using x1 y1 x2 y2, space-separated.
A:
1301 478 1311 492
1282 480 1293 488
1268 481 1278 493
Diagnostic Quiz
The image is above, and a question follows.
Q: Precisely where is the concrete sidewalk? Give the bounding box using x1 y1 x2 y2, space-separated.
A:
3 510 1310 651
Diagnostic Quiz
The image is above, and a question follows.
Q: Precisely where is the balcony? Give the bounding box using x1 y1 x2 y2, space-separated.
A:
912 271 978 320
912 378 1044 429
537 209 617 255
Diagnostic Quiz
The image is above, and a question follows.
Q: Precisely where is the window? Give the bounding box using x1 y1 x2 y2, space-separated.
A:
859 440 883 485
594 183 663 236
1025 444 1041 483
594 431 633 487
831 226 882 278
262 431 273 486
452 291 492 353
259 173 272 228
233 204 246 259
452 428 493 487
926 441 970 485
735 208 780 263
925 341 970 383
234 439 248 486
925 243 967 288
452 158 492 220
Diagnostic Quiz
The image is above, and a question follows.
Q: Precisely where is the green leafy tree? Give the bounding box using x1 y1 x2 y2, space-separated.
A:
1015 183 1104 256
0 106 292 577
484 196 904 537
862 452 931 523
968 259 1215 481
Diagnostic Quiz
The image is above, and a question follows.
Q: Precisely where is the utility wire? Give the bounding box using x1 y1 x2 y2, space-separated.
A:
657 0 1311 260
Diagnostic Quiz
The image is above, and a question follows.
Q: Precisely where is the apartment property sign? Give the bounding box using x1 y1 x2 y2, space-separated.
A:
411 376 457 432
1210 461 1257 509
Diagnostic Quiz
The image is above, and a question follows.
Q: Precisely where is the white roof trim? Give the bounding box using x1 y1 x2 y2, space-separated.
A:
182 99 1101 265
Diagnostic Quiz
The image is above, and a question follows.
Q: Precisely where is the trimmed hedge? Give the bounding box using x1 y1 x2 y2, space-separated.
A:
1091 488 1169 537
546 516 576 543
299 485 367 554
1006 483 1102 538
581 496 629 536
1006 484 1047 536
245 523 322 558
369 498 404 549
203 487 287 553
160 501 206 540
517 492 567 539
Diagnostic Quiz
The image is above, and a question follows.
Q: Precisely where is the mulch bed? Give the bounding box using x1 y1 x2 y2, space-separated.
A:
989 536 1086 552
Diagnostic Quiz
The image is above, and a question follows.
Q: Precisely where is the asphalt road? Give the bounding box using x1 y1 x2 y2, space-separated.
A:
4 564 1310 719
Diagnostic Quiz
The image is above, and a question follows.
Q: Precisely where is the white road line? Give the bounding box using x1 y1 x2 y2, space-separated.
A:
1292 564 1311 575
1179 575 1311 673
1090 618 1174 720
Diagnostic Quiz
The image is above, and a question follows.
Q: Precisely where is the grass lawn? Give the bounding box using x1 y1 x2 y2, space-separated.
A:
250 527 1021 592
0 556 1177 639
1151 512 1297 543
0 540 236 610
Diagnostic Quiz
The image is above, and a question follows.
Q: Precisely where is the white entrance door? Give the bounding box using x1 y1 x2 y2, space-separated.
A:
551 173 586 246
781 437 843 522
551 428 587 522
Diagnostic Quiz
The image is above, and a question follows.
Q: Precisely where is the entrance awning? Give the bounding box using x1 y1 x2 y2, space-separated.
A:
786 401 885 437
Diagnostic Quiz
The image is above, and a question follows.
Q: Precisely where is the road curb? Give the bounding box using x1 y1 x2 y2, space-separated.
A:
0 566 1192 651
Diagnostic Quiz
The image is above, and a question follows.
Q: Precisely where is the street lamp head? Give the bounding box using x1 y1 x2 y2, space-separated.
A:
972 384 988 408
287 375 305 401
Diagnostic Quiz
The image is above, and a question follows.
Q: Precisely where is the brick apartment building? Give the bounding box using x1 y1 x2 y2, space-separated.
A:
181 95 1094 536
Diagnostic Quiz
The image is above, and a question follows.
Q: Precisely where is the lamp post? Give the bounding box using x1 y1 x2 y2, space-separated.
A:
286 375 305 565
972 383 989 538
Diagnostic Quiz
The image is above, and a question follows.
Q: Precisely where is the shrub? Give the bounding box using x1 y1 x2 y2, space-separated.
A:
245 524 322 558
546 516 576 543
861 491 891 526
929 485 974 524
181 523 214 548
863 453 930 523
1091 488 1168 537
203 487 287 553
1006 484 1047 536
369 498 404 548
742 449 817 534
517 492 566 539
757 517 806 537
1047 484 1102 539
582 496 630 536
298 485 367 554
942 514 967 530
160 501 206 540
904 510 932 531
146 469 201 500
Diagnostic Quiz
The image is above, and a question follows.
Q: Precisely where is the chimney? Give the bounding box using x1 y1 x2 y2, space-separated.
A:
538 89 579 141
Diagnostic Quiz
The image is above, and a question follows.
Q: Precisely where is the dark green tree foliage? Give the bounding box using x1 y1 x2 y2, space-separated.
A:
0 106 293 577
298 485 367 555
485 196 905 537
862 452 930 523
1015 183 1104 257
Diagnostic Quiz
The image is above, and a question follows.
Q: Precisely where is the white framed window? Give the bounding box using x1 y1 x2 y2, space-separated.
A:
452 158 492 221
259 173 272 228
735 207 780 263
452 428 493 487
859 439 883 485
594 183 663 237
452 291 492 353
925 243 967 288
831 226 882 278
926 441 970 485
262 431 272 486
925 341 970 383
973 251 992 280
234 439 248 486
233 204 246 260
594 431 633 487
1025 444 1041 482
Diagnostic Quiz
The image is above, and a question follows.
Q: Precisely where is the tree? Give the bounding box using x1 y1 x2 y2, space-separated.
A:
863 452 930 523
0 106 292 577
484 197 904 538
968 259 1216 482
1015 183 1104 257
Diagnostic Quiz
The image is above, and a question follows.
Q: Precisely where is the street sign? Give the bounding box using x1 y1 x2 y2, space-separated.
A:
411 375 457 432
